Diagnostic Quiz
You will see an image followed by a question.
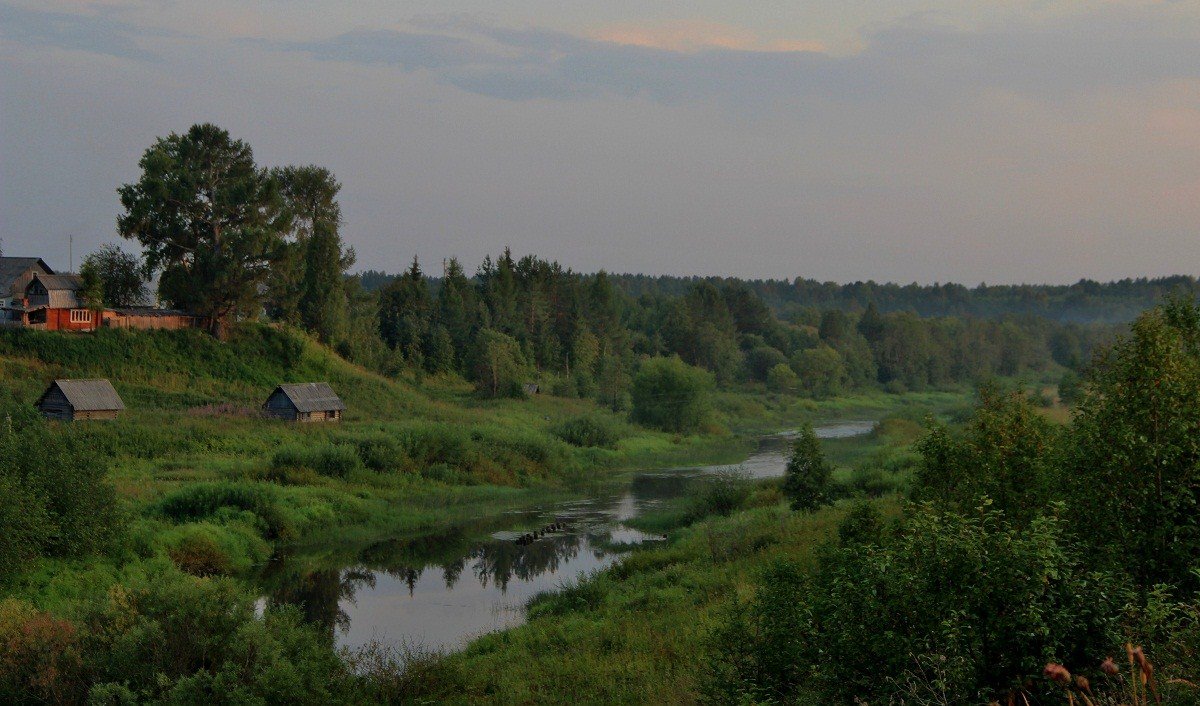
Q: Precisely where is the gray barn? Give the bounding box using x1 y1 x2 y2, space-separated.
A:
36 379 125 421
263 382 346 422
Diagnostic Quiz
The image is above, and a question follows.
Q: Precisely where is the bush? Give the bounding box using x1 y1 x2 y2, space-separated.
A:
0 598 85 703
630 356 712 433
271 442 363 478
707 504 1128 704
552 414 622 449
685 471 752 520
913 386 1057 525
157 482 295 540
0 401 120 578
73 564 354 701
167 531 234 577
355 436 409 473
766 363 799 392
311 444 362 478
160 522 271 576
845 464 904 497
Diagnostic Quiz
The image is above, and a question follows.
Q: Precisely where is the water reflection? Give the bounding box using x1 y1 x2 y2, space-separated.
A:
259 422 874 654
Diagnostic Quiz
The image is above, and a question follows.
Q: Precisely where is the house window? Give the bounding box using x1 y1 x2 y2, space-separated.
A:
70 309 93 324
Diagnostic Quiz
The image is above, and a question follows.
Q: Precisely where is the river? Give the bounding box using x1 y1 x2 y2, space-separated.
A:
256 420 876 655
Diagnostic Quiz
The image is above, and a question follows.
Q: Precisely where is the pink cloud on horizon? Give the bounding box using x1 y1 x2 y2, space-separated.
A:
589 19 826 54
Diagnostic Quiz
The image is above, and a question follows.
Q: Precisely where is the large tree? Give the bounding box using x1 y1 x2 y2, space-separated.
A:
268 165 353 337
117 123 287 336
80 244 148 308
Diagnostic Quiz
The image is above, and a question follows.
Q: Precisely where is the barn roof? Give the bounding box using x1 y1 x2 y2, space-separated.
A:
41 379 125 412
0 257 53 296
270 382 346 413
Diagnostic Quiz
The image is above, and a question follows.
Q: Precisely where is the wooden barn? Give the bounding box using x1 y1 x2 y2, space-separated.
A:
36 379 125 421
263 383 346 422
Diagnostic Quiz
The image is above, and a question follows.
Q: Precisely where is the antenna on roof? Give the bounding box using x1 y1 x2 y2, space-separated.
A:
69 234 74 273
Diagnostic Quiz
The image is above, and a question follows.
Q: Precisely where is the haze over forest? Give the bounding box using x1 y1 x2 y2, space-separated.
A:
5 0 1200 284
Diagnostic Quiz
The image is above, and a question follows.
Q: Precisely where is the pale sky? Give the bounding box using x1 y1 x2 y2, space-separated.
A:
3 1 1200 284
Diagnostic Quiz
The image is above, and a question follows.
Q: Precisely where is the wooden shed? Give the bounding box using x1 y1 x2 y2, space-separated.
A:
263 382 346 422
36 379 125 421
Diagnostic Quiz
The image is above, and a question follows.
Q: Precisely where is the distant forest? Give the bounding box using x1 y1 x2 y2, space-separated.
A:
358 252 1120 405
362 270 1198 325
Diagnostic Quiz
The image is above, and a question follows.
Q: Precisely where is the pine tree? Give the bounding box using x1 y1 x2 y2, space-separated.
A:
782 423 832 511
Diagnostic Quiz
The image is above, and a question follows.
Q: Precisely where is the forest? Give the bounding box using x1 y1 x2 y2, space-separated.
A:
3 122 1199 705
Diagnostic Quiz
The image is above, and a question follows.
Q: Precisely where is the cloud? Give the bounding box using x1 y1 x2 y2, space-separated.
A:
274 7 1200 108
0 2 164 61
589 20 826 54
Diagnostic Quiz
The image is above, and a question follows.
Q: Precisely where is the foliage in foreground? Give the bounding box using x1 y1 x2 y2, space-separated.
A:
707 505 1127 704
0 400 119 583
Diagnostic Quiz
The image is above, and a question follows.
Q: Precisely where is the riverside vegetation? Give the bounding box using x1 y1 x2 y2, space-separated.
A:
2 120 1196 703
382 298 1200 705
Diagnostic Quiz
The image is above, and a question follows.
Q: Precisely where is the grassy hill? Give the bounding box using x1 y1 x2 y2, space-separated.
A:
0 325 751 580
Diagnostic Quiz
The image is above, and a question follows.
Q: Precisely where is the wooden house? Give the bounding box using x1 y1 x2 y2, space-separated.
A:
12 273 97 331
0 257 53 323
263 383 346 422
522 382 541 396
36 379 125 421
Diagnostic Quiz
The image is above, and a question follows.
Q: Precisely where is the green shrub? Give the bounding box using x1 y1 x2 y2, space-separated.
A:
355 436 409 473
708 504 1128 704
270 443 362 478
167 531 234 577
630 356 712 433
311 444 362 478
73 563 353 701
845 464 904 497
0 400 120 578
552 414 622 449
685 471 752 521
160 522 271 576
157 482 295 540
705 559 808 704
913 386 1057 525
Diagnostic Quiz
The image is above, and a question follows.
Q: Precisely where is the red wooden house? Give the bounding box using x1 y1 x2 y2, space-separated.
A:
7 273 98 331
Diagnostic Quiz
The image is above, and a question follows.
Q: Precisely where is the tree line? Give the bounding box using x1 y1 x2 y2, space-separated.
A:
608 272 1200 324
96 124 1118 424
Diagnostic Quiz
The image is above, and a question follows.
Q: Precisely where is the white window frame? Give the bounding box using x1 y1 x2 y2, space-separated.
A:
70 309 93 324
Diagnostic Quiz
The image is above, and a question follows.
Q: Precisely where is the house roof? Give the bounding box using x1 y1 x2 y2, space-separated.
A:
40 379 125 412
0 257 53 296
270 382 346 413
34 274 84 291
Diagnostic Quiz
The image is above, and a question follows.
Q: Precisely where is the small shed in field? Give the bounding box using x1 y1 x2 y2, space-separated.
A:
36 379 125 421
522 383 541 396
263 382 346 422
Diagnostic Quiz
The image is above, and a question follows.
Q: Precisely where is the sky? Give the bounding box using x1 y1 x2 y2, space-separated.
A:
2 1 1200 285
